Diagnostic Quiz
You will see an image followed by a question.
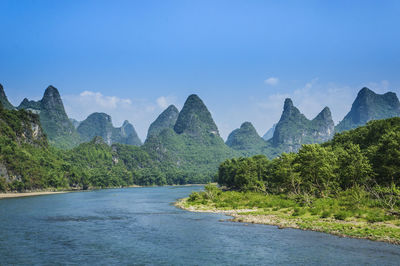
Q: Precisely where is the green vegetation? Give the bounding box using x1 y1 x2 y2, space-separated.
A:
77 113 142 146
268 99 335 155
146 104 179 139
181 184 400 244
0 101 228 192
182 118 400 243
0 84 15 110
336 87 400 132
225 122 270 157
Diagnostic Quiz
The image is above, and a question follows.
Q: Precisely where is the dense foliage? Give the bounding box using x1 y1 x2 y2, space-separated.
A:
217 118 400 210
0 103 227 191
184 184 400 243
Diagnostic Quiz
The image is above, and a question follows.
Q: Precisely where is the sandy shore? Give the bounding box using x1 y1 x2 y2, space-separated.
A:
0 191 70 199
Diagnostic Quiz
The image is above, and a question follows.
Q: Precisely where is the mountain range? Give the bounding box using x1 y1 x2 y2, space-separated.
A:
1 83 399 160
1 83 400 190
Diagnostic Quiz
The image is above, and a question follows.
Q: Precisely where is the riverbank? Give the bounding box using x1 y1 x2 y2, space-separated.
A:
0 184 206 199
175 188 400 245
0 191 71 199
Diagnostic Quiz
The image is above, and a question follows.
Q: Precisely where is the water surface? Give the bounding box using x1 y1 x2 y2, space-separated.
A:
1 186 399 265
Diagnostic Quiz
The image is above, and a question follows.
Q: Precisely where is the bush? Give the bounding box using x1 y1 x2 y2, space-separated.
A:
334 210 350 220
292 208 307 216
321 210 332 218
188 192 201 202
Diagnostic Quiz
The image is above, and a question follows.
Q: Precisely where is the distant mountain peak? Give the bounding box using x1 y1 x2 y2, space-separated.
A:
271 99 334 152
78 112 141 146
146 104 179 140
226 121 266 155
0 84 15 110
262 123 276 141
314 106 332 121
284 98 294 109
336 87 400 132
358 87 374 96
174 94 219 137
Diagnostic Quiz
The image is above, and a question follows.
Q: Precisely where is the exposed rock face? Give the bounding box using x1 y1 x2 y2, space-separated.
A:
17 85 79 147
146 105 179 140
174 94 219 137
226 122 267 155
78 113 141 146
118 120 142 146
262 124 276 141
312 107 335 142
39 86 76 139
336 87 400 132
271 98 335 153
0 84 15 110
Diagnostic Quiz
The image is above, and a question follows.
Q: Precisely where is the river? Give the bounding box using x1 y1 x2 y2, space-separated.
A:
0 186 399 265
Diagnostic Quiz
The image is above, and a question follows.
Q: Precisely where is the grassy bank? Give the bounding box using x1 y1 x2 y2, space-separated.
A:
176 185 400 244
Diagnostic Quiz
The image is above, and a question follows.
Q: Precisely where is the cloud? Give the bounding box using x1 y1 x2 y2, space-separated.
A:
366 80 390 93
79 91 132 109
63 91 178 141
264 77 279 86
156 96 177 109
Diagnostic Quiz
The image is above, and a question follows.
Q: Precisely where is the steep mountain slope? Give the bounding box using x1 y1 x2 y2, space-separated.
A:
270 98 335 153
146 105 179 140
226 122 269 156
0 103 64 191
77 112 141 146
144 94 238 180
174 95 219 137
336 87 400 132
17 85 81 149
0 84 15 110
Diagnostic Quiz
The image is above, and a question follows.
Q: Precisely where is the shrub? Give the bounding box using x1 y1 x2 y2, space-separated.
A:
334 210 350 220
188 192 201 202
321 210 332 218
292 208 307 216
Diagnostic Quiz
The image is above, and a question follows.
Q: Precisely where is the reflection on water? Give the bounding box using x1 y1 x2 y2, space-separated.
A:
0 186 399 265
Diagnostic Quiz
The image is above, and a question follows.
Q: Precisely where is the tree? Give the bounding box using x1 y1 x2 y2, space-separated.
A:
295 144 338 197
372 131 400 185
271 153 301 195
334 143 373 189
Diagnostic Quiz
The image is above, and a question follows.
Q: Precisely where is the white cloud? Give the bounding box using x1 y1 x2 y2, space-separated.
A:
264 77 279 86
366 80 390 93
79 91 132 109
156 96 177 109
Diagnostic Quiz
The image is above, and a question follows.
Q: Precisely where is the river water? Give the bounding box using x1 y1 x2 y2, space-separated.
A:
0 186 399 265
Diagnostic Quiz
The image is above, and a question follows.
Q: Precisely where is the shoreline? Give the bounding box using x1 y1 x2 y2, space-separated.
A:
0 191 71 199
175 198 400 245
0 184 206 199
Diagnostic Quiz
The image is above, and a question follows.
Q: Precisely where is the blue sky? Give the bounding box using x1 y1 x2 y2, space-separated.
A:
1 0 400 140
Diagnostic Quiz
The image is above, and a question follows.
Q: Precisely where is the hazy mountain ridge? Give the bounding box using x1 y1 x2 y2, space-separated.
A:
336 87 400 132
77 113 142 146
2 84 399 159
